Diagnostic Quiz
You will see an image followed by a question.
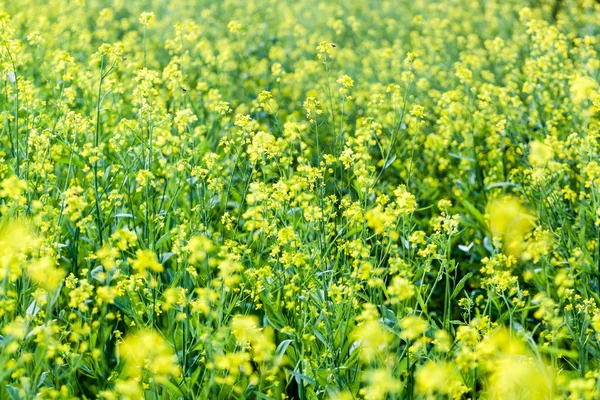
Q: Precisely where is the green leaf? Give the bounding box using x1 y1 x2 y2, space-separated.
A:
382 154 397 170
288 370 317 386
6 386 21 400
451 272 473 300
460 198 486 229
415 288 429 317
274 339 293 366
155 232 172 249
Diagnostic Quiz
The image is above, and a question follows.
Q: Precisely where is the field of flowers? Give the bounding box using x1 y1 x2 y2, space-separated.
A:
1 0 600 398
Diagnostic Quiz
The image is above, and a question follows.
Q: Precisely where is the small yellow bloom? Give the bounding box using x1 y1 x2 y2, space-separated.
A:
139 12 155 27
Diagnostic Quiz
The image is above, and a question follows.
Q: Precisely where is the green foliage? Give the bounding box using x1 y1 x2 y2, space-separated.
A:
1 0 600 399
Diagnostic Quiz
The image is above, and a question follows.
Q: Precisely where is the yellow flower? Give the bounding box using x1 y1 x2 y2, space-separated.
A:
570 75 597 105
187 235 213 263
129 250 163 274
2 317 28 339
227 20 244 34
26 256 65 292
528 140 553 168
416 361 467 397
118 330 180 383
487 355 553 400
110 229 138 251
486 196 536 257
248 131 278 164
0 175 27 203
351 320 392 362
316 41 334 60
217 258 242 288
366 205 394 234
215 351 253 376
63 186 87 222
231 315 275 363
138 12 155 27
387 276 415 303
0 221 38 282
394 185 417 214
360 368 402 400
399 315 428 341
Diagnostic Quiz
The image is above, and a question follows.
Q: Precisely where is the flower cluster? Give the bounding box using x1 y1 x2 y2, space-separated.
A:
1 0 600 398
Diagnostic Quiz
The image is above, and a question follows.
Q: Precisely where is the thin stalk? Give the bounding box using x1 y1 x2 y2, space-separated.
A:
93 55 106 246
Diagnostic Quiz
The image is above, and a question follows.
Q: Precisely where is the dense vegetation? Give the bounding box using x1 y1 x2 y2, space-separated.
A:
1 0 600 398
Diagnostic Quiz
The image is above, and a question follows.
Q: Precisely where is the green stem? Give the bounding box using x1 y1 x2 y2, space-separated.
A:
93 55 105 246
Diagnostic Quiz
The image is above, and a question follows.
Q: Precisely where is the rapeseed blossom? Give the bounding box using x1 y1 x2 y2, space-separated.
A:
487 196 536 257
0 0 599 398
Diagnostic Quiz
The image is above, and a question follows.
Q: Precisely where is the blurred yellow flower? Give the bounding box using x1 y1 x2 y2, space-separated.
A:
129 249 163 274
487 354 553 400
416 361 467 398
529 140 553 168
570 75 597 105
487 196 536 257
26 256 65 292
118 330 180 384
